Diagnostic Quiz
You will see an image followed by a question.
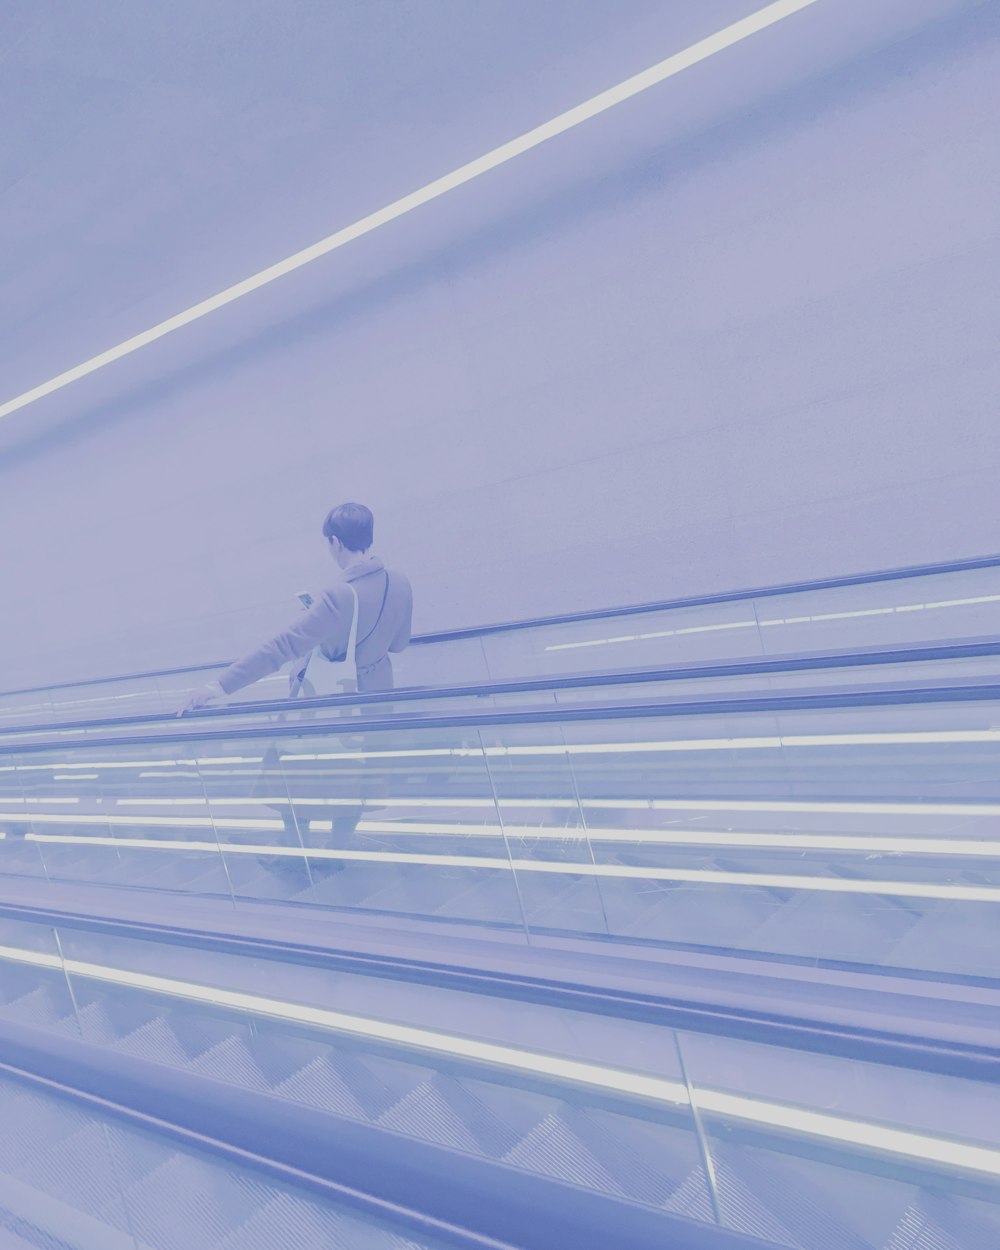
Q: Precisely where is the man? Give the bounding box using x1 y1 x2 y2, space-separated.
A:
181 502 412 711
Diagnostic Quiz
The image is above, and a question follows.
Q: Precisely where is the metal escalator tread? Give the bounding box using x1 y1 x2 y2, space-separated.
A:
0 1220 73 1250
717 1143 892 1250
184 1034 271 1092
12 1125 123 1224
105 1151 275 1250
212 1188 446 1250
96 1130 449 1250
53 982 708 1213
884 1194 1000 1250
663 1164 720 1224
0 1089 96 1175
710 1160 803 1248
0 987 76 1035
4 917 991 1248
271 1053 370 1119
0 1087 136 1244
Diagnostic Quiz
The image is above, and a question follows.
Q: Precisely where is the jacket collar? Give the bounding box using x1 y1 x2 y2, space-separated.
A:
342 554 384 583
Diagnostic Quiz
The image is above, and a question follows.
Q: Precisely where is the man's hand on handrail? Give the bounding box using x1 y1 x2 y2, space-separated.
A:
177 679 227 716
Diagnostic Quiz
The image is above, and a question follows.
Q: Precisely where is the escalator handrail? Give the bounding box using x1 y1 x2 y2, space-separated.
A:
4 635 1000 742
3 549 999 700
3 676 1000 756
0 894 995 1085
414 550 1000 643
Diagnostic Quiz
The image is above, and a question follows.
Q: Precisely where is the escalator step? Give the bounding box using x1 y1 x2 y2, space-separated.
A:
185 1035 271 1092
272 1055 369 1120
502 1113 628 1198
377 1080 483 1155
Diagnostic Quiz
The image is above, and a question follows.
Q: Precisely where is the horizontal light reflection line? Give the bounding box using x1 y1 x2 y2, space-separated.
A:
0 940 995 1177
3 812 283 830
695 1091 1000 1178
646 799 1000 816
349 822 1000 857
0 0 819 423
21 833 1000 900
23 795 1000 817
27 810 1000 856
1 733 998 778
280 729 1000 763
545 593 1000 651
0 798 80 805
0 757 261 774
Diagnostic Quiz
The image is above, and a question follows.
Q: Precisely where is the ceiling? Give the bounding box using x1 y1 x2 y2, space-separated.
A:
0 0 983 454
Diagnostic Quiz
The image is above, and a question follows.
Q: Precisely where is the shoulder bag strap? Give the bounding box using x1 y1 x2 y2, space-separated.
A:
357 570 391 649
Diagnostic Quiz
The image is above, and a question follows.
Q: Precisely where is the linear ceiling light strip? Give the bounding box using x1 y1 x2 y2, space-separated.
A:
0 0 820 424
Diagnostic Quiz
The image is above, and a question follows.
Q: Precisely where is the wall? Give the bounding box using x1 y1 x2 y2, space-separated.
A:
0 2 997 689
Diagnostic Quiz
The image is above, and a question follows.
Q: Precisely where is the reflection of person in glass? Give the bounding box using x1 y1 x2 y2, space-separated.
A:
181 503 412 711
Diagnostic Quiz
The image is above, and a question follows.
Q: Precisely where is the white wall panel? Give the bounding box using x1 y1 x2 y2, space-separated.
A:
0 2 997 688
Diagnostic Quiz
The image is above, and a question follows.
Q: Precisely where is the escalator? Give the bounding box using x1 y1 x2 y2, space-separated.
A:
3 675 1000 979
0 562 997 1247
0 861 997 1249
2 552 1000 727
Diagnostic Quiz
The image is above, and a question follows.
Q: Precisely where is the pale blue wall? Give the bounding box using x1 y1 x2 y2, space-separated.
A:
0 1 996 687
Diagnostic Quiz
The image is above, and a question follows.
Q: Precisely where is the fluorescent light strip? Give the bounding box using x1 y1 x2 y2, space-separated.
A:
0 756 261 774
51 808 1000 856
644 798 1000 816
547 620 759 650
45 795 1000 818
783 731 1000 747
118 797 356 807
350 821 1000 857
693 1090 1000 1179
0 0 820 424
0 940 995 1177
22 832 1000 901
0 798 80 805
278 728 1000 763
3 812 283 831
2 730 998 778
545 593 1000 652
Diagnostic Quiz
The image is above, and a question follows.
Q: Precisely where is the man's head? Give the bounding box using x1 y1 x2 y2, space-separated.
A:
322 502 374 566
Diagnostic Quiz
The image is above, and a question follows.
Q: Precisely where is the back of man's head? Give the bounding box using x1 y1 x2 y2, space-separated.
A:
322 502 374 553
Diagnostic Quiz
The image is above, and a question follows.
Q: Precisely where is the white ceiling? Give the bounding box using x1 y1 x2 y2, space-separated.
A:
0 0 982 456
0 0 692 394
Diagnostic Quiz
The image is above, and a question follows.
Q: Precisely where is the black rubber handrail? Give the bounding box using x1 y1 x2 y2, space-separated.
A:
2 677 999 756
0 896 994 1084
3 550 998 699
4 635 1000 742
0 1018 783 1250
415 551 1000 643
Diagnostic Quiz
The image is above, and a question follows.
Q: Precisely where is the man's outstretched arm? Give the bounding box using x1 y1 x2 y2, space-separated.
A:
178 588 351 714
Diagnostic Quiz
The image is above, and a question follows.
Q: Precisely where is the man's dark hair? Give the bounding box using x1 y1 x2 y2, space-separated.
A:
322 502 374 552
